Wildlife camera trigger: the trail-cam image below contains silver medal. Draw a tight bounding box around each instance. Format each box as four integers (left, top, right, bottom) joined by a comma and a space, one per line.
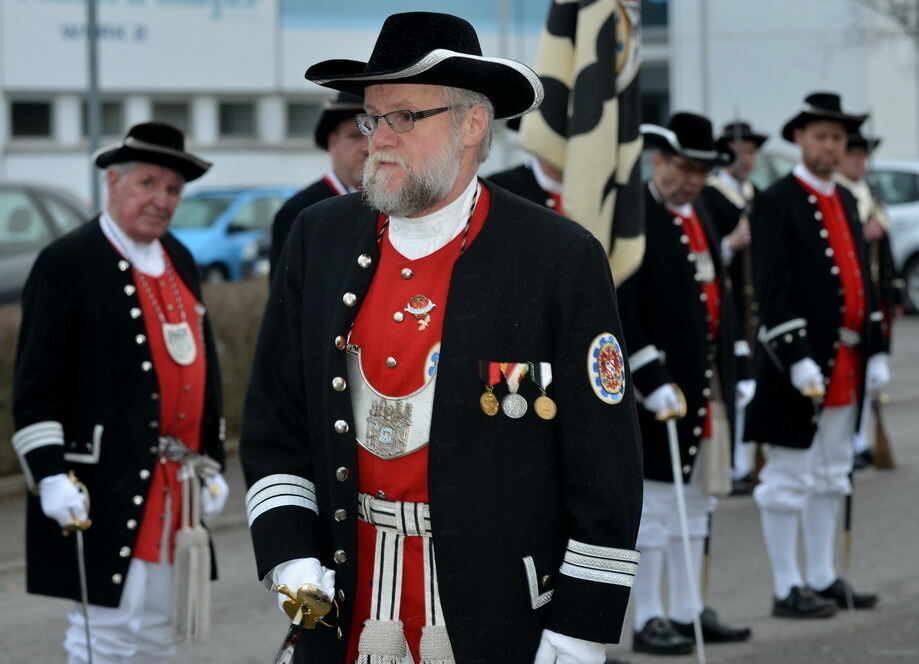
162, 321, 197, 366
502, 392, 528, 419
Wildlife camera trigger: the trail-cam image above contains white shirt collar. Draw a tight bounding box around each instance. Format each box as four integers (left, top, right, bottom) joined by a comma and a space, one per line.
326, 170, 355, 195
388, 177, 479, 260
793, 162, 836, 196
718, 169, 743, 196
100, 210, 166, 277
528, 157, 564, 195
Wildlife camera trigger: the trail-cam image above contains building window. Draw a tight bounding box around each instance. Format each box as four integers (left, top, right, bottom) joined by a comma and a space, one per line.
287, 102, 321, 139
219, 102, 256, 138
10, 101, 52, 138
82, 100, 123, 137
153, 102, 191, 133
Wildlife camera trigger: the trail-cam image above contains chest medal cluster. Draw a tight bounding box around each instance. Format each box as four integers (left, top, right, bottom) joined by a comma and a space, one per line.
477, 361, 557, 420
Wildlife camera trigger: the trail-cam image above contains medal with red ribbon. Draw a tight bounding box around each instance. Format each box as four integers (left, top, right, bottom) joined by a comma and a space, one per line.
477, 361, 502, 416
499, 362, 529, 419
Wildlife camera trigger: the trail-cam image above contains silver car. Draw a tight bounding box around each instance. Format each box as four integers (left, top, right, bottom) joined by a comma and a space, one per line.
870, 159, 919, 311
0, 182, 88, 302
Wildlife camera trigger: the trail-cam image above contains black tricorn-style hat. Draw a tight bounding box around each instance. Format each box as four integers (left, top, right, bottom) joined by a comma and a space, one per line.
847, 130, 881, 154
305, 12, 543, 120
641, 112, 734, 167
313, 92, 365, 150
781, 92, 867, 143
716, 120, 769, 152
94, 121, 210, 182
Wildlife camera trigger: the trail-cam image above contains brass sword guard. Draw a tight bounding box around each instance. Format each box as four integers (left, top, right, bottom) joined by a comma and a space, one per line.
277, 583, 337, 629
655, 383, 688, 422
62, 471, 93, 535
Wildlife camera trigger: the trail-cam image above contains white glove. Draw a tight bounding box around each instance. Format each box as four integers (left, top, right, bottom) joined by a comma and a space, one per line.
39, 473, 88, 527
790, 357, 825, 396
273, 557, 336, 619
200, 473, 229, 520
736, 379, 756, 409
533, 629, 606, 664
643, 383, 681, 417
866, 353, 891, 393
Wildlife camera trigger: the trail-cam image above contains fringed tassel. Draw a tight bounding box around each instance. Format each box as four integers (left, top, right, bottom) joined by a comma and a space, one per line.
420, 624, 455, 664
356, 619, 407, 664
173, 467, 211, 643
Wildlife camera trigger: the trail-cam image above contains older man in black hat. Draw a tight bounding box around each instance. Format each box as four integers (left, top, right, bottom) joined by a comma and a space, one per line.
697, 120, 769, 495
617, 112, 754, 656
270, 92, 368, 272
11, 121, 228, 662
746, 92, 889, 619
240, 11, 642, 664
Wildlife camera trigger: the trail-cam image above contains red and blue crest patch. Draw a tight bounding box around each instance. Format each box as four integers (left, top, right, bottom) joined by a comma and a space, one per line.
588, 333, 626, 404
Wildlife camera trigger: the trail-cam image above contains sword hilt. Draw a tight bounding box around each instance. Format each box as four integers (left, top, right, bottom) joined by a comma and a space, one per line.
655, 383, 688, 422
62, 471, 92, 535
277, 583, 338, 629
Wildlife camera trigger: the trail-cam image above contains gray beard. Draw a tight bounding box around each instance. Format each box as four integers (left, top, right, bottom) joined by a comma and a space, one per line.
362, 136, 462, 217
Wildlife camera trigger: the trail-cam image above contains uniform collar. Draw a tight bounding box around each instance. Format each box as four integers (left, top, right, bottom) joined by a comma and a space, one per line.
325, 170, 356, 195
388, 176, 478, 259
793, 162, 835, 196
528, 157, 563, 195
100, 210, 166, 277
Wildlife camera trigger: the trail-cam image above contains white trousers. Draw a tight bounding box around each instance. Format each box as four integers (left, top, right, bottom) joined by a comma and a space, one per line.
754, 404, 856, 512
637, 453, 717, 550
65, 559, 175, 664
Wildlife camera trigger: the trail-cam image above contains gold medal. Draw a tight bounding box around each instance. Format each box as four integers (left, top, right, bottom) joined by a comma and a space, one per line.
480, 389, 500, 416
534, 394, 557, 420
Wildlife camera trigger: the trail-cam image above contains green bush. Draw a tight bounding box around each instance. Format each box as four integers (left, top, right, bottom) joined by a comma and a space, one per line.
0, 278, 268, 477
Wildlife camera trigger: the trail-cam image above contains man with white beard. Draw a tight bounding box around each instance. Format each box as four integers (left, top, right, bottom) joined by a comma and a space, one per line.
240, 11, 643, 664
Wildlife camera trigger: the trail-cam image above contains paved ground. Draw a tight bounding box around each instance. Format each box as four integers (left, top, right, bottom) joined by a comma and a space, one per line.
1, 318, 918, 663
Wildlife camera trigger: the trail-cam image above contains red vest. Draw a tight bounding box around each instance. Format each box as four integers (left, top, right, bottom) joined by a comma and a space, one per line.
345, 184, 490, 663
795, 178, 865, 407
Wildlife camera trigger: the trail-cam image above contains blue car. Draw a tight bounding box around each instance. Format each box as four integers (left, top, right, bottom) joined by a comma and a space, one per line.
170, 186, 297, 282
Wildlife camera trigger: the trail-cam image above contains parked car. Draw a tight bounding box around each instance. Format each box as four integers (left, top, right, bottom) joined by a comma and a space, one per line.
169, 186, 297, 282
0, 182, 88, 302
869, 159, 919, 311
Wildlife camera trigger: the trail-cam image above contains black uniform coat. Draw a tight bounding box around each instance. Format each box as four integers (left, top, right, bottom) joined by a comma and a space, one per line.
270, 177, 338, 274
744, 174, 887, 448
617, 184, 747, 484
486, 164, 556, 208
11, 218, 224, 608
697, 178, 760, 344
241, 182, 643, 663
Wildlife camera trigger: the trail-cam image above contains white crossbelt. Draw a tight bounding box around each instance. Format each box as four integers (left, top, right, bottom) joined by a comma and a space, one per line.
358, 492, 433, 537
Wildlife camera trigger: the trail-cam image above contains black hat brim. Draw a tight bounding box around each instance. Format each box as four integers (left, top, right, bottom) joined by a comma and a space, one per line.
715, 132, 768, 152
314, 109, 363, 150
782, 110, 867, 143
306, 49, 543, 120
642, 124, 734, 167
94, 140, 210, 182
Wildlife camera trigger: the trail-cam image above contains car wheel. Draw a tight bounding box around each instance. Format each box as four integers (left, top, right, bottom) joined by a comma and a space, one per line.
904, 256, 919, 313
204, 264, 227, 283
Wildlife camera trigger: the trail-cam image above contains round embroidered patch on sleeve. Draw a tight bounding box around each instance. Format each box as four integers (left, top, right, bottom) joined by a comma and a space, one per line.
588, 333, 626, 404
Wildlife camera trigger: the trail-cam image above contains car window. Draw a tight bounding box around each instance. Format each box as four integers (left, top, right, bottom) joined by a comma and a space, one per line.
41, 194, 84, 233
870, 170, 919, 205
171, 197, 236, 229
0, 190, 52, 256
231, 196, 286, 231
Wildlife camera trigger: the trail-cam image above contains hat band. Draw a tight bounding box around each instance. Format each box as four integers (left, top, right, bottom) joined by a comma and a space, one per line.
311, 48, 544, 119
641, 124, 722, 161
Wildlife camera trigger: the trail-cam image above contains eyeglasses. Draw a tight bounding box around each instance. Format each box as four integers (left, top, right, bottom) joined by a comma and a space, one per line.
354, 106, 454, 136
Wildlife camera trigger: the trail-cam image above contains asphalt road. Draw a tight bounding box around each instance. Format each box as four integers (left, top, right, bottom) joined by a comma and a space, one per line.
1, 318, 917, 663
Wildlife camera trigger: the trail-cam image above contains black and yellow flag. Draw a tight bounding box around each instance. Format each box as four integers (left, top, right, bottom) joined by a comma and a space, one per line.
519, 0, 644, 284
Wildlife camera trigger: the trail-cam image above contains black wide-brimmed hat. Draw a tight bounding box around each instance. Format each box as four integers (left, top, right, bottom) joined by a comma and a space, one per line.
715, 120, 769, 152
305, 12, 543, 120
847, 130, 881, 154
641, 112, 734, 167
781, 92, 867, 143
94, 121, 210, 182
313, 92, 365, 150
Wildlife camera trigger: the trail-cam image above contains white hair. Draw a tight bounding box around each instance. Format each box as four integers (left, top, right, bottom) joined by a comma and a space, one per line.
440, 86, 494, 164
107, 162, 138, 177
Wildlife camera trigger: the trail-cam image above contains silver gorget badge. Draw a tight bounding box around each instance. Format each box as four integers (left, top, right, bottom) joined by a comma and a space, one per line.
162, 321, 197, 366
364, 400, 412, 458
693, 250, 716, 283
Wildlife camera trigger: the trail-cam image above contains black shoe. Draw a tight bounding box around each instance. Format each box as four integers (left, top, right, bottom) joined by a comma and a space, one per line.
853, 449, 874, 471
633, 617, 694, 656
772, 586, 837, 618
815, 577, 878, 609
730, 474, 754, 496
671, 607, 752, 643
